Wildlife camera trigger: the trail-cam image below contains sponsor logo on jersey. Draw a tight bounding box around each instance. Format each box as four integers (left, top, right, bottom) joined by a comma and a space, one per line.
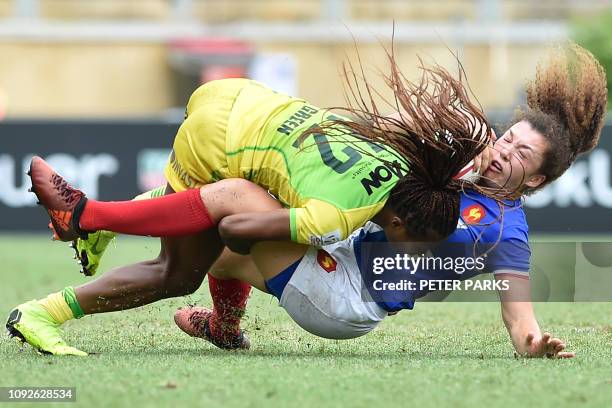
360, 160, 407, 195
169, 150, 197, 188
309, 230, 341, 246
316, 249, 337, 273
462, 204, 485, 224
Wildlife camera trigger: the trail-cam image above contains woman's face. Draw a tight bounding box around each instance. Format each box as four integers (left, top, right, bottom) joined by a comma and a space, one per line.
480, 120, 549, 192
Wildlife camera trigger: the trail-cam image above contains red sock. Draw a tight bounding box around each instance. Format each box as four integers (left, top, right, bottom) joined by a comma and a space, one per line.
79, 189, 214, 237
208, 275, 251, 340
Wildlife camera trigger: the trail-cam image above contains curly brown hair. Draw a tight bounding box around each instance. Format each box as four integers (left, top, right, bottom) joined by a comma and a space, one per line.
517, 43, 607, 195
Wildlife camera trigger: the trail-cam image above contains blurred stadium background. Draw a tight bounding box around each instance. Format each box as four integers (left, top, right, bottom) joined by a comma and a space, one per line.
0, 0, 611, 117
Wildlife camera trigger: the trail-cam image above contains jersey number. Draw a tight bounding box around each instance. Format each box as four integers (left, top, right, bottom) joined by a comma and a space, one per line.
293, 121, 385, 174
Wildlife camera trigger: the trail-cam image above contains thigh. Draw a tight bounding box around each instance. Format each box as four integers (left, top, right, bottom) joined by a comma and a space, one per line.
209, 248, 267, 292
250, 241, 309, 281
160, 231, 224, 283
159, 184, 225, 282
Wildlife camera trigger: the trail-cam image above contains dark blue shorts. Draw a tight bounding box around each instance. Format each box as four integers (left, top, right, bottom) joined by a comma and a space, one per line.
264, 257, 303, 300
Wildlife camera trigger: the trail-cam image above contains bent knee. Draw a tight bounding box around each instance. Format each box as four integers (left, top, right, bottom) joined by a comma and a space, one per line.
153, 256, 204, 297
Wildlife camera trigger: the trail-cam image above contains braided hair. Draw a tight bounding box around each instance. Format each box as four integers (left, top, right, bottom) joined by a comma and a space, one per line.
301, 43, 496, 241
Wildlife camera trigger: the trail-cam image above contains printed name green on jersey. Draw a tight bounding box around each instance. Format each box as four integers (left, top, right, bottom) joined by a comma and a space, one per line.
269, 103, 408, 211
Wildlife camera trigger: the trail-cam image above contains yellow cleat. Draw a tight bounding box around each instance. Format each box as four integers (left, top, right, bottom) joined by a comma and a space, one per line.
71, 230, 117, 277
5, 301, 87, 356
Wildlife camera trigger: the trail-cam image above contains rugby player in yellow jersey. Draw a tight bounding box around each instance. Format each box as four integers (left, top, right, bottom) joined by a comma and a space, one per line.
7, 55, 495, 355
40, 76, 491, 247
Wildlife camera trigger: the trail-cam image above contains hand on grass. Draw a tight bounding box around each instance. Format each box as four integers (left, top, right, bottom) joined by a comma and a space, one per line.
521, 332, 575, 359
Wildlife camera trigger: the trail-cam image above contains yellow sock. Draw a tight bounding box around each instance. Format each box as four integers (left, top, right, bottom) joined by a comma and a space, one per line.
38, 292, 75, 324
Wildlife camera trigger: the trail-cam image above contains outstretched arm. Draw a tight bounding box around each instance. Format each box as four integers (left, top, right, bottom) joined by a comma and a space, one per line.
496, 273, 575, 358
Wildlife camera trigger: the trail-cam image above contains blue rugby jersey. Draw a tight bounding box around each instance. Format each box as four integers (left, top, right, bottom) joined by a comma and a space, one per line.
355, 190, 531, 312
412, 190, 531, 298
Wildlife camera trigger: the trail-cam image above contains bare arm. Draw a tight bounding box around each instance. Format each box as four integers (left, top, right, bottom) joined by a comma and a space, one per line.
497, 274, 542, 354
196, 179, 290, 254
497, 273, 575, 358
218, 209, 291, 255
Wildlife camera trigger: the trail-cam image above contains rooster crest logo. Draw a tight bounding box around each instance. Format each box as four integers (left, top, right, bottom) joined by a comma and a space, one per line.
462, 204, 485, 224
316, 249, 337, 273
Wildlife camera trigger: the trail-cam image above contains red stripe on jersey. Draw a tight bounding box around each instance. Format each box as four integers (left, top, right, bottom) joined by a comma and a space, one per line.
453, 162, 474, 180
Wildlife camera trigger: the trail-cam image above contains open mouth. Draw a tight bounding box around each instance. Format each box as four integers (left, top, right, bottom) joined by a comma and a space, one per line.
489, 160, 503, 173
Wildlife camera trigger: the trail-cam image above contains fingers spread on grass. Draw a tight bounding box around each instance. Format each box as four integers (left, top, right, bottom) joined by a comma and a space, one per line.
548, 338, 562, 349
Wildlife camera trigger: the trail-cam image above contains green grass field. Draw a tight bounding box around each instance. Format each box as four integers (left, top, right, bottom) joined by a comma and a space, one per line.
0, 235, 610, 408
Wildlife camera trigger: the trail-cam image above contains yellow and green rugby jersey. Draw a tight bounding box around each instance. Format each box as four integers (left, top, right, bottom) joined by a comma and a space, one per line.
224, 80, 408, 246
